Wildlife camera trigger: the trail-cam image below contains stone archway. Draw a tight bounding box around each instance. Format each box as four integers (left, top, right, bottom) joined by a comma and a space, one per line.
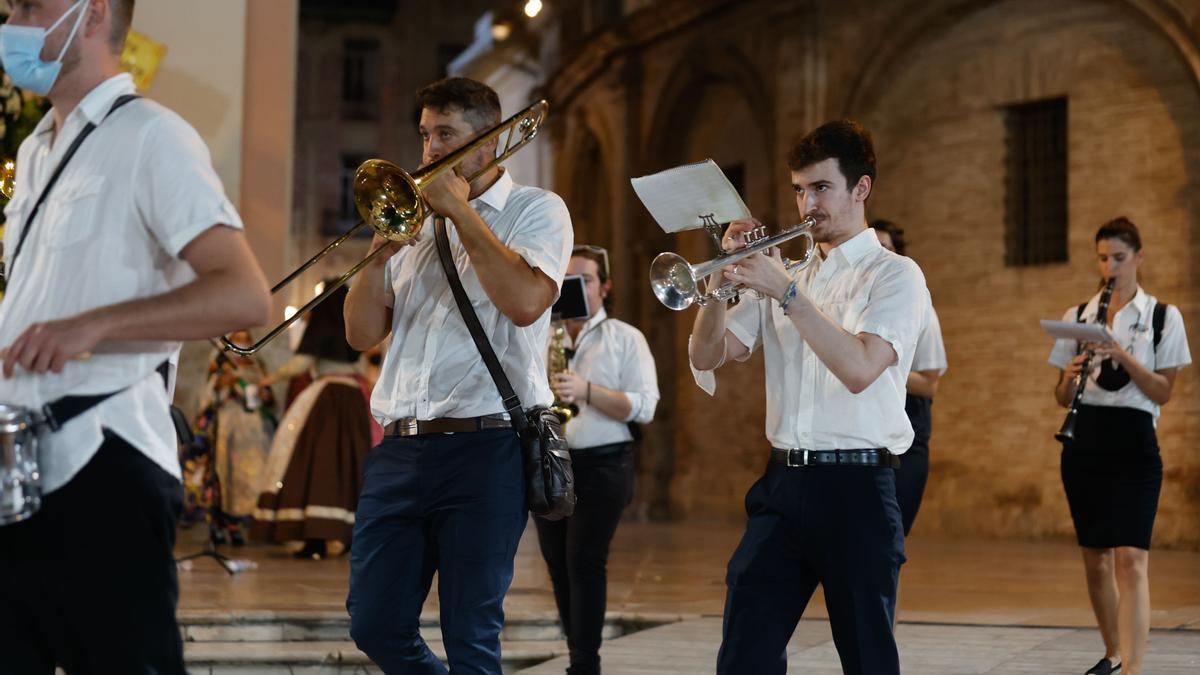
639, 41, 781, 520
843, 0, 1200, 116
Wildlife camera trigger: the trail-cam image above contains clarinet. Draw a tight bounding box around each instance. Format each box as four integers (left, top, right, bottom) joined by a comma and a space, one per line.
1055, 277, 1116, 443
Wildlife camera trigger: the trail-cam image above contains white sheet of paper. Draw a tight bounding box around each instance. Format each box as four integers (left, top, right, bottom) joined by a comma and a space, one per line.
1041, 319, 1116, 343
630, 159, 752, 233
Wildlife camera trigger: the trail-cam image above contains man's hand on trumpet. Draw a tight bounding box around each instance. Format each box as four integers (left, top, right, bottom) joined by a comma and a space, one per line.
721, 218, 793, 301
721, 218, 763, 253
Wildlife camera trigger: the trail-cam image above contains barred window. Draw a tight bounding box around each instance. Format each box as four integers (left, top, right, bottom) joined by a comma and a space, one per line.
1002, 97, 1068, 266
330, 153, 371, 235
342, 39, 380, 120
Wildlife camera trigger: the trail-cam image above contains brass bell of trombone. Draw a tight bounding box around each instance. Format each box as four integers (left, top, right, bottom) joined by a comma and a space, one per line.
220, 100, 549, 356
0, 159, 15, 200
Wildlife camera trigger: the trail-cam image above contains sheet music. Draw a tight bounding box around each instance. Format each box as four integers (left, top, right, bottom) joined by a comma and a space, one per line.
1040, 320, 1116, 343
630, 159, 752, 233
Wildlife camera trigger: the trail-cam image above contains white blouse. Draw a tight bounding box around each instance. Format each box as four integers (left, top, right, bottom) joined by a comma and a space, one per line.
1048, 286, 1190, 419
911, 303, 948, 376
559, 309, 659, 449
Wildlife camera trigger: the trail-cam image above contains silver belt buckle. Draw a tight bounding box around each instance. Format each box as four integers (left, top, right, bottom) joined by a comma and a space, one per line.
786, 448, 808, 467
399, 418, 418, 436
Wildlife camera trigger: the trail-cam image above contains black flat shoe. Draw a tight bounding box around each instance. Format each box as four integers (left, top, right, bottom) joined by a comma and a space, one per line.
293, 539, 327, 560
1085, 657, 1121, 675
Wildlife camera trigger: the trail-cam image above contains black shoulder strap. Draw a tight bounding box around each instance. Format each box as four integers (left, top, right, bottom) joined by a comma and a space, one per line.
433, 217, 529, 434
1152, 302, 1168, 350
42, 357, 169, 432
8, 94, 141, 280
1075, 302, 1087, 322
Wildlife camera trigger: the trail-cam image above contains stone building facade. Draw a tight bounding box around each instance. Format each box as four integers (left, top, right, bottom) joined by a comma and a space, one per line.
289, 0, 496, 302
525, 0, 1200, 547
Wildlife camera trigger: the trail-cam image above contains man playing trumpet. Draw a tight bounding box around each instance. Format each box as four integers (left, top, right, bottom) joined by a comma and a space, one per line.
689, 120, 929, 674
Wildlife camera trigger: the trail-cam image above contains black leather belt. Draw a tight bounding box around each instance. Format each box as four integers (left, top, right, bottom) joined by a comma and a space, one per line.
383, 414, 512, 437
571, 442, 629, 456
770, 447, 900, 469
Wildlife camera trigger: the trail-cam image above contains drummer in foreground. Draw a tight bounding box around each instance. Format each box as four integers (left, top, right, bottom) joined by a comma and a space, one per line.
0, 1, 269, 671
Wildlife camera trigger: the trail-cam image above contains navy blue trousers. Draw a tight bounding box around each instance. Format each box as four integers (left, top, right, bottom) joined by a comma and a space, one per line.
716, 462, 906, 675
346, 429, 526, 674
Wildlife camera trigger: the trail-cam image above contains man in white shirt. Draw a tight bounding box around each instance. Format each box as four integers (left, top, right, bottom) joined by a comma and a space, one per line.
871, 219, 948, 535
343, 77, 572, 673
0, 1, 270, 672
690, 120, 927, 674
538, 244, 659, 675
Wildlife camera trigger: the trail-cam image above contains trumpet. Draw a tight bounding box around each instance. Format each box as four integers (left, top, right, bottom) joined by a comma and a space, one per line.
221, 100, 549, 356
649, 216, 817, 310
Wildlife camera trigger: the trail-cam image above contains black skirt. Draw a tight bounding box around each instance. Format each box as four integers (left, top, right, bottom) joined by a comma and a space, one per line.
1061, 405, 1162, 550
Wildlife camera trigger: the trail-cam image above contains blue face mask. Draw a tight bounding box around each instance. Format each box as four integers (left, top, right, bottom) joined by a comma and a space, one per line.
0, 1, 90, 96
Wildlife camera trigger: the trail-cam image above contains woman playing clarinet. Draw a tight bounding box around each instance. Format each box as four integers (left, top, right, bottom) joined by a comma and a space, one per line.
1049, 217, 1191, 675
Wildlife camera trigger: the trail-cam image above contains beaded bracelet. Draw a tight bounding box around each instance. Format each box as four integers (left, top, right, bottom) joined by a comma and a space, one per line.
779, 281, 799, 315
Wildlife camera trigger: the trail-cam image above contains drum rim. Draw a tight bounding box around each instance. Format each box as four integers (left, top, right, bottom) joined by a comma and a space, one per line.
0, 403, 38, 435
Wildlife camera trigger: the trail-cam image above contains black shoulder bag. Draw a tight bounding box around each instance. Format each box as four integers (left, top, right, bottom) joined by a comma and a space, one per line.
433, 217, 576, 520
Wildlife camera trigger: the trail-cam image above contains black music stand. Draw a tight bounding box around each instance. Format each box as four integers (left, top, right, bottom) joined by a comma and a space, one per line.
174, 372, 238, 575
176, 535, 237, 575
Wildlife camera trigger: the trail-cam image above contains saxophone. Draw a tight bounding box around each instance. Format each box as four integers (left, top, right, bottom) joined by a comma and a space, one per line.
548, 319, 578, 423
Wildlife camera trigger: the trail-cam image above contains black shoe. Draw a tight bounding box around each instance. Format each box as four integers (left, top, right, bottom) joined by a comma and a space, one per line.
1085, 657, 1121, 675
293, 539, 327, 560
209, 527, 227, 547
230, 529, 245, 547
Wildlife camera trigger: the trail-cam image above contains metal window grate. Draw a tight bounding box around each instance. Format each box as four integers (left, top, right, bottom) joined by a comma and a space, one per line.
1003, 97, 1068, 266
341, 39, 380, 120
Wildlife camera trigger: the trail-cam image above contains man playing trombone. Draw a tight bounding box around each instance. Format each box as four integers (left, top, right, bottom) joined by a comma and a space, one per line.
689, 120, 929, 674
343, 77, 573, 673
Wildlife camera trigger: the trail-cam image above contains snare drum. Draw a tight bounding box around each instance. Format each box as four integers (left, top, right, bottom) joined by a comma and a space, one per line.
0, 403, 42, 525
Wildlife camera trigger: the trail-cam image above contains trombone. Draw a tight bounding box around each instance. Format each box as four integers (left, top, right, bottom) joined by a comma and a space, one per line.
0, 159, 14, 199
649, 216, 817, 310
221, 100, 549, 356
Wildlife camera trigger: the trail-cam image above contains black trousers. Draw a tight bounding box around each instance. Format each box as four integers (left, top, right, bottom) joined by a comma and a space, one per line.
534, 444, 634, 675
0, 431, 186, 674
896, 394, 933, 536
716, 462, 905, 675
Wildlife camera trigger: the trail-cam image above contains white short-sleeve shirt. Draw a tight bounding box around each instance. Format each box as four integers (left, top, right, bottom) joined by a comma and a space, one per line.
558, 309, 659, 448
692, 227, 928, 454
371, 169, 573, 425
0, 74, 244, 494
1048, 286, 1191, 419
911, 303, 948, 376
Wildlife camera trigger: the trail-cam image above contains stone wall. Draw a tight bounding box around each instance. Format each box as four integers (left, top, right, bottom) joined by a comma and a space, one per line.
545, 0, 1200, 548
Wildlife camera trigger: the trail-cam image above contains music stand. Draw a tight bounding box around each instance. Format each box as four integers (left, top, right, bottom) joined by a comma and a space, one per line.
175, 351, 240, 575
